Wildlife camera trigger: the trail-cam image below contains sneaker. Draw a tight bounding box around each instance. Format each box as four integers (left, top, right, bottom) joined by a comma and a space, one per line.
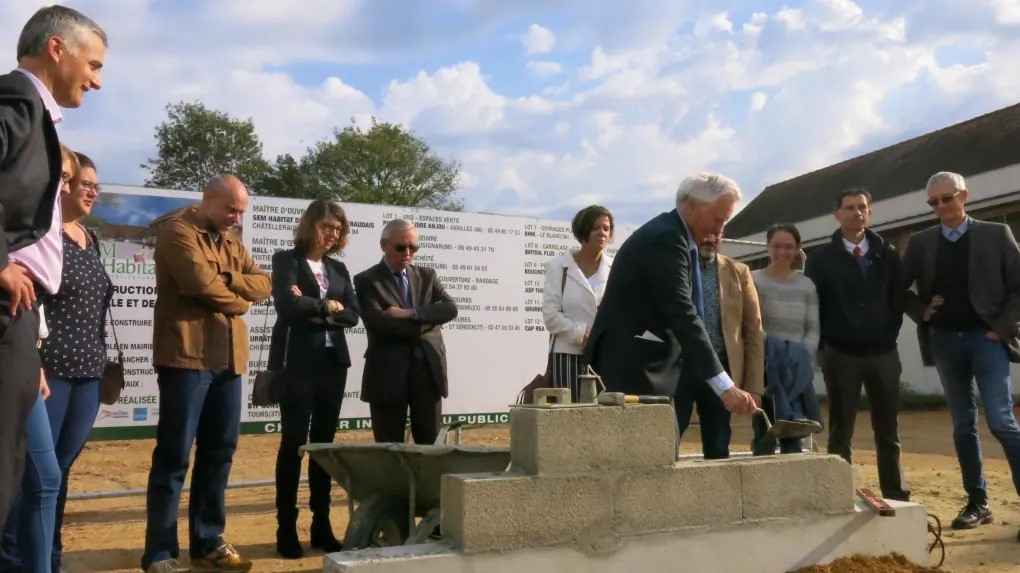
950, 503, 993, 529
189, 544, 252, 573
146, 559, 181, 573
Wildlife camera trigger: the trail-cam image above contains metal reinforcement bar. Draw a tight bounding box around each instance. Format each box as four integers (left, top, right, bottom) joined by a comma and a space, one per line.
67, 477, 308, 502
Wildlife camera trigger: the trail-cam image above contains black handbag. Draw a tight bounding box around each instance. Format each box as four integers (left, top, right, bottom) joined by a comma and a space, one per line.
252, 301, 288, 408
100, 306, 125, 406
516, 267, 568, 405
88, 228, 125, 406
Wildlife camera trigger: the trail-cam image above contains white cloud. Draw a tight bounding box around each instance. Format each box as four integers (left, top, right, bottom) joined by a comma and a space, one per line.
5, 0, 1018, 227
526, 60, 563, 76
749, 92, 768, 112
694, 12, 734, 36
521, 23, 556, 55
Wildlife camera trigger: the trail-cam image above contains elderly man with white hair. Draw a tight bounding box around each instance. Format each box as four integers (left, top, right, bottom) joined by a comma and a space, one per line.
902, 171, 1020, 540
584, 172, 758, 417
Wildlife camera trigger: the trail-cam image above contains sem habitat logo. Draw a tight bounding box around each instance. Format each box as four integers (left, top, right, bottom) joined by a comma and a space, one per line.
133, 407, 148, 422
87, 190, 206, 278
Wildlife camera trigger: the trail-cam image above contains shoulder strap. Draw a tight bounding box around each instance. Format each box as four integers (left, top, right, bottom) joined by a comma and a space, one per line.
548, 264, 570, 352
88, 227, 122, 360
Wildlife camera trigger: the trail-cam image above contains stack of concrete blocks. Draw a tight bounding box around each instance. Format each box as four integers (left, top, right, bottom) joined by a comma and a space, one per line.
324, 402, 930, 572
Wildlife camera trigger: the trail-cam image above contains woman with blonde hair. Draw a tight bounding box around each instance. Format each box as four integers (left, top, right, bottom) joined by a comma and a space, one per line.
270, 199, 360, 558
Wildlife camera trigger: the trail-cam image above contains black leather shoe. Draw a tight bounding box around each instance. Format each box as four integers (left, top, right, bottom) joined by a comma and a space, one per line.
310, 515, 344, 553
951, 503, 993, 529
276, 512, 304, 559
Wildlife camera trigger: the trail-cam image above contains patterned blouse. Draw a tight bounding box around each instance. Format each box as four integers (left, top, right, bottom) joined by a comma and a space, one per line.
40, 229, 114, 379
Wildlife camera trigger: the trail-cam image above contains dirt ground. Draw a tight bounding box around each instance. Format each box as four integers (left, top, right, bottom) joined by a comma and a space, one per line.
61, 410, 1020, 572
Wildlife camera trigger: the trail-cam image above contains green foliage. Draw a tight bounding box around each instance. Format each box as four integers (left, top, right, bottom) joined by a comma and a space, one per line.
143, 104, 463, 211
142, 101, 271, 191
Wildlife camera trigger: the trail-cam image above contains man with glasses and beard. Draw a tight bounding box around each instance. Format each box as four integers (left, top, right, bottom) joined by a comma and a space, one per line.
901, 172, 1020, 540
354, 219, 458, 444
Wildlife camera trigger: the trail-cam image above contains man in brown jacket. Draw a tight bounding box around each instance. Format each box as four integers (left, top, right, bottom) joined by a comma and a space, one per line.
675, 238, 765, 459
142, 174, 270, 573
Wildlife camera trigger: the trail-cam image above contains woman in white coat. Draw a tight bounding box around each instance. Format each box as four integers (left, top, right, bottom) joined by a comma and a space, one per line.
542, 205, 614, 402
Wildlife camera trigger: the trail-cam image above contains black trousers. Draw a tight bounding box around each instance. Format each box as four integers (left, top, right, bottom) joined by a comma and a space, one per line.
0, 303, 41, 527
821, 346, 910, 501
369, 358, 441, 445
274, 351, 347, 521
675, 352, 732, 459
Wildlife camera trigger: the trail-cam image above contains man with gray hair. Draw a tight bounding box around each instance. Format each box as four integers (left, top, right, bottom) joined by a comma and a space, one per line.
0, 5, 106, 526
584, 172, 758, 417
901, 171, 1020, 538
354, 219, 457, 444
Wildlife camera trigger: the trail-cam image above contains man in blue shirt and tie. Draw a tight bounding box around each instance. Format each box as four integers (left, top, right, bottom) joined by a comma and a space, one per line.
901, 171, 1020, 539
353, 219, 458, 444
584, 172, 757, 418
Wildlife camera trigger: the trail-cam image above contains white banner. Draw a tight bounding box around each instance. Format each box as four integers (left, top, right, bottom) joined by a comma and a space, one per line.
88, 186, 632, 439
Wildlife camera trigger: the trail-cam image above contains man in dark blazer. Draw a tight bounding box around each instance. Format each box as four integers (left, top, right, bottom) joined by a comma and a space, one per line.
901, 171, 1020, 538
354, 219, 458, 444
0, 5, 106, 526
583, 172, 757, 417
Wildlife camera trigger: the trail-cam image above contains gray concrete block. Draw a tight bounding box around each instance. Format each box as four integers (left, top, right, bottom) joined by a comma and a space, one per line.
617, 461, 743, 533
739, 453, 855, 520
509, 404, 676, 475
441, 471, 608, 553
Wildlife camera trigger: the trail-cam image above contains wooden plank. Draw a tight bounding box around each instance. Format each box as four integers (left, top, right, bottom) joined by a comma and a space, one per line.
856, 487, 896, 516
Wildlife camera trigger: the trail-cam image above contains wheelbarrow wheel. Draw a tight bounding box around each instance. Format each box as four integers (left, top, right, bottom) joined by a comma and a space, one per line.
343, 496, 411, 549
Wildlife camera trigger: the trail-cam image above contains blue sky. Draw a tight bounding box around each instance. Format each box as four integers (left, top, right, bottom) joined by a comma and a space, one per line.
2, 0, 1018, 226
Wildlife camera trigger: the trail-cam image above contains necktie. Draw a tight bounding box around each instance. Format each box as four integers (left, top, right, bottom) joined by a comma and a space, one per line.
852, 246, 866, 271
394, 271, 412, 308
689, 247, 704, 318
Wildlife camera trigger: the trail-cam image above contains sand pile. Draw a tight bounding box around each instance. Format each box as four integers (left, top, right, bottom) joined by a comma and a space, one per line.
792, 553, 943, 573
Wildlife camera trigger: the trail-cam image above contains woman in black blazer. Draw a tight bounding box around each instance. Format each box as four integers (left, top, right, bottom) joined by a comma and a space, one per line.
270, 200, 360, 558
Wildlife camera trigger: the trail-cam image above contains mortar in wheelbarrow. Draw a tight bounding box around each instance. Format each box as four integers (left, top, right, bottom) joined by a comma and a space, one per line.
301, 440, 511, 550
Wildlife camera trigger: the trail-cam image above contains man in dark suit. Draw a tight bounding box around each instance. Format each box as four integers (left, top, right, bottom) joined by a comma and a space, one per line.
901, 171, 1020, 538
354, 219, 458, 444
0, 5, 106, 526
584, 172, 757, 417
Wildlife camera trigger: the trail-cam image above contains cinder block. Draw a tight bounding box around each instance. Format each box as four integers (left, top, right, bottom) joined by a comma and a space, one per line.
617, 461, 743, 533
510, 404, 676, 475
441, 471, 608, 553
739, 454, 855, 520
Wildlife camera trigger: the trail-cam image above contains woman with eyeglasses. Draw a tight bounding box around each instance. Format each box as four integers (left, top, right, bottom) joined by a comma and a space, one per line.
269, 199, 360, 558
750, 223, 822, 456
0, 146, 107, 573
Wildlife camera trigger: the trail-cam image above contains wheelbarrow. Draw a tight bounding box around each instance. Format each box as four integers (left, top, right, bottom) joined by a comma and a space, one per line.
300, 422, 511, 549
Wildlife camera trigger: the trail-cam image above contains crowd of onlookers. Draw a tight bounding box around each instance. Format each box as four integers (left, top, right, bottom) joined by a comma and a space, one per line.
5, 5, 1020, 573
545, 171, 1020, 546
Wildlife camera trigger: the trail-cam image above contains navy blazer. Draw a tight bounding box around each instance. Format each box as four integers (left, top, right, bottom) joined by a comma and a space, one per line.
0, 71, 62, 278
268, 248, 360, 370
583, 210, 725, 397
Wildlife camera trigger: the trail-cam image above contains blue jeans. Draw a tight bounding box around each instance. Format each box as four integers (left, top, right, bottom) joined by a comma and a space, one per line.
0, 393, 60, 573
141, 368, 242, 569
0, 377, 100, 571
930, 328, 1020, 505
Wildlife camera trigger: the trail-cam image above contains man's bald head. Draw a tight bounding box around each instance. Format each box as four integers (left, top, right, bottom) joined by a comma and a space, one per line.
200, 173, 249, 233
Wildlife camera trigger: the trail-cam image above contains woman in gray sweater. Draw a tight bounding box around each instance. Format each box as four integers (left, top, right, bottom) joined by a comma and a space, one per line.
751, 223, 821, 454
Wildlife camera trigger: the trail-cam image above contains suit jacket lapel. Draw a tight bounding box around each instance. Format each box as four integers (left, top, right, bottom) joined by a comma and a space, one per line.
323, 258, 342, 299
296, 251, 320, 298
375, 262, 403, 306
717, 257, 738, 334
966, 218, 978, 293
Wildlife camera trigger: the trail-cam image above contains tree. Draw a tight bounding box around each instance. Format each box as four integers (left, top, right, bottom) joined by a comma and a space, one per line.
292, 117, 464, 211
142, 101, 271, 191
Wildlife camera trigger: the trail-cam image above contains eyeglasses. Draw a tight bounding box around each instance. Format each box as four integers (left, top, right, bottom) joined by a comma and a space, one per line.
319, 223, 343, 235
60, 171, 71, 183
79, 181, 102, 193
926, 191, 960, 207
394, 243, 420, 254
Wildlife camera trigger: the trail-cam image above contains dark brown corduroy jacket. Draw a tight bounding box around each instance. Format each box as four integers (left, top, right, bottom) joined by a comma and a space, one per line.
152, 207, 270, 375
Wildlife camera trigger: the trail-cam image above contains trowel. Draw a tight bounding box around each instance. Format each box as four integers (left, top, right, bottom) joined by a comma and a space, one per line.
753, 408, 822, 440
